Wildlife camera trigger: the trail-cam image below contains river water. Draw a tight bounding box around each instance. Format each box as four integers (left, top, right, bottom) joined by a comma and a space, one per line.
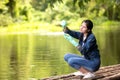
0, 28, 120, 80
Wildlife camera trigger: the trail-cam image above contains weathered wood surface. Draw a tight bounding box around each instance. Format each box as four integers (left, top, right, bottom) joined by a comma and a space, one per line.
40, 64, 120, 80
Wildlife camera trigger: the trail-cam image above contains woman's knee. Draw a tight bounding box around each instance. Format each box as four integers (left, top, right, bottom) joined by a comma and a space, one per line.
67, 58, 75, 66
64, 53, 72, 61
67, 58, 79, 69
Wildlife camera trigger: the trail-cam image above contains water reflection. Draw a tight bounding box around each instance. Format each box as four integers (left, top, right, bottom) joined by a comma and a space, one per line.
31, 35, 77, 79
96, 29, 120, 66
0, 28, 120, 80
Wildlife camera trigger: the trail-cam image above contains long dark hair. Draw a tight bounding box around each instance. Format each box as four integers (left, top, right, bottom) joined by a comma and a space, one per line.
79, 20, 93, 42
82, 19, 93, 32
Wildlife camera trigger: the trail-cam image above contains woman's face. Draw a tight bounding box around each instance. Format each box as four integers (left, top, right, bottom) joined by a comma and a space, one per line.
80, 22, 89, 34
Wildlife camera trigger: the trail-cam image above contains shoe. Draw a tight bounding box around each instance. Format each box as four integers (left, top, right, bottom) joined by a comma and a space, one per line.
72, 71, 84, 76
83, 72, 95, 79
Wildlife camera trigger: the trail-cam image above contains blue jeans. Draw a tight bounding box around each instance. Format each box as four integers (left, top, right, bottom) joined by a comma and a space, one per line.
64, 53, 100, 72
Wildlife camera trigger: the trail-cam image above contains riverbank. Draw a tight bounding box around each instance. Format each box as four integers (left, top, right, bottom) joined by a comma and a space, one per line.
0, 20, 120, 35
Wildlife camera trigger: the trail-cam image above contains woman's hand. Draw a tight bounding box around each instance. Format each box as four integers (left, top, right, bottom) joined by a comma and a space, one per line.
63, 27, 70, 33
76, 45, 82, 51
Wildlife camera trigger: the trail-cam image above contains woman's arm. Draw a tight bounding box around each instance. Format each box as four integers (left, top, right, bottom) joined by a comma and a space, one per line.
64, 27, 81, 39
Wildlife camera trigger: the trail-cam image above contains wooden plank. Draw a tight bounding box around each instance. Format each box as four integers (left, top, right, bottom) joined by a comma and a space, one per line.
40, 64, 120, 80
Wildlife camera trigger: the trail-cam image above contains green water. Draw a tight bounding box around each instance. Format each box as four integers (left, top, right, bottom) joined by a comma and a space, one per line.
0, 28, 120, 80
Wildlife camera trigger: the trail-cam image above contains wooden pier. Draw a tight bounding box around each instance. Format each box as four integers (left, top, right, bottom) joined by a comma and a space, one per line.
41, 64, 120, 80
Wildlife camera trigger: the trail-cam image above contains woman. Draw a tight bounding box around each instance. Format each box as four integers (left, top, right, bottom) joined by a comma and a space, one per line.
63, 20, 101, 79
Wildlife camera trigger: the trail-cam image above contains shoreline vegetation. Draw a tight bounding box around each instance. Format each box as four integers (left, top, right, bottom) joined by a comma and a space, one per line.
0, 20, 120, 35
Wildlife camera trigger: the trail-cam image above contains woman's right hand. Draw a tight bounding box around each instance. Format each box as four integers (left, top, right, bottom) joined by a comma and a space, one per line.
63, 27, 70, 33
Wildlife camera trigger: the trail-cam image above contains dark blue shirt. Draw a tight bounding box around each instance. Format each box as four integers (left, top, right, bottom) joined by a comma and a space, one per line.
67, 30, 100, 60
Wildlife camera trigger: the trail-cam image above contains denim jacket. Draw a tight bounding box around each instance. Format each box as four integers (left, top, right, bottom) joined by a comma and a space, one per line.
67, 30, 100, 60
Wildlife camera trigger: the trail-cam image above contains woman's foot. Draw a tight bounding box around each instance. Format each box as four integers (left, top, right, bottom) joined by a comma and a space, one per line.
72, 71, 84, 76
83, 72, 95, 79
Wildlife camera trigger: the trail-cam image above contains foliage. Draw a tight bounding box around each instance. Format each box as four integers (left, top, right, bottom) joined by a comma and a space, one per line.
93, 0, 120, 20
31, 0, 63, 11
0, 14, 13, 27
0, 0, 120, 28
